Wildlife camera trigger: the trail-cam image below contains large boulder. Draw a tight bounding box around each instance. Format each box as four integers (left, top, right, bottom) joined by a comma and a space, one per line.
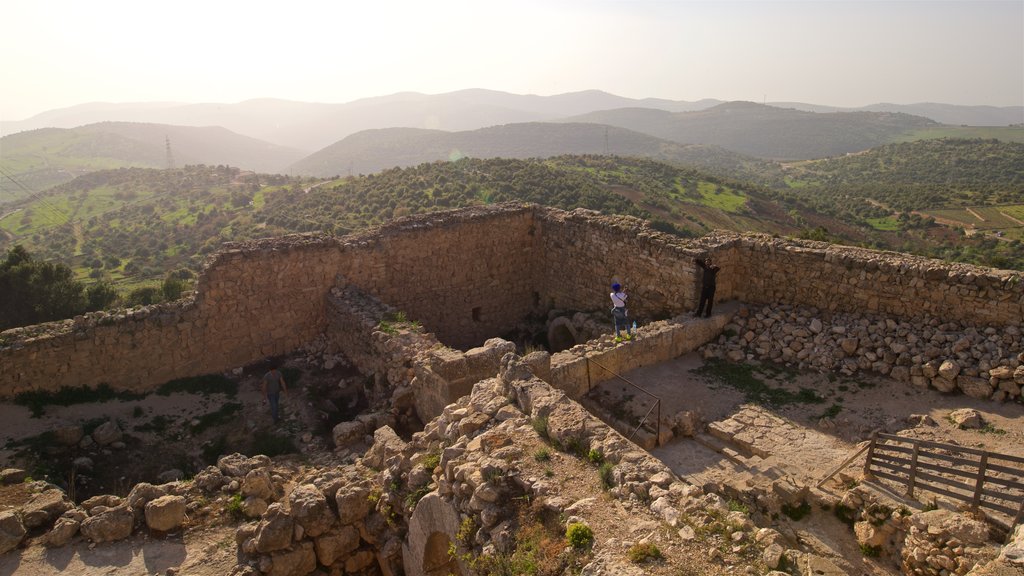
938, 359, 961, 381
254, 503, 293, 553
0, 510, 26, 554
335, 484, 373, 525
331, 421, 365, 448
21, 488, 73, 529
218, 453, 271, 478
91, 420, 123, 446
44, 516, 81, 547
80, 505, 134, 543
242, 468, 275, 501
127, 483, 168, 519
948, 408, 983, 429
361, 426, 407, 470
957, 375, 993, 400
289, 484, 335, 538
145, 495, 186, 531
52, 425, 85, 446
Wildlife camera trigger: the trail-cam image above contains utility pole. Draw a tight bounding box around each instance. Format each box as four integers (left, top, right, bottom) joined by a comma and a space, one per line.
604, 126, 609, 155
165, 136, 176, 170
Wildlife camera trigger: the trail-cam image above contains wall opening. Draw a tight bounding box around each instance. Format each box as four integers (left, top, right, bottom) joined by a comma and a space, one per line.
423, 532, 463, 576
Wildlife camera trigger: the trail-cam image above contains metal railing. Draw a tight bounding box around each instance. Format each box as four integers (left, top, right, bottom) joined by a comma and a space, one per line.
586, 357, 662, 447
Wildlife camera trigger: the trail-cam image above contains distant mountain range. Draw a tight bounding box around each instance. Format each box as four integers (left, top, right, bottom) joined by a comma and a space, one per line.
286, 122, 779, 183
2, 89, 1021, 151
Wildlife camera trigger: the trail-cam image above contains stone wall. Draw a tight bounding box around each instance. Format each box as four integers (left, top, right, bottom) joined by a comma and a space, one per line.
2, 203, 1022, 399
534, 208, 705, 319
723, 234, 1024, 326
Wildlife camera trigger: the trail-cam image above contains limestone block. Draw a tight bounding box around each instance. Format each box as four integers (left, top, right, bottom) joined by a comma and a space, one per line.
145, 495, 186, 532
938, 359, 961, 380
314, 525, 360, 566
242, 468, 275, 501
956, 375, 993, 400
91, 420, 123, 446
21, 488, 73, 529
44, 516, 80, 547
80, 505, 134, 543
288, 484, 335, 538
335, 484, 372, 525
254, 503, 294, 554
0, 510, 26, 554
268, 540, 316, 576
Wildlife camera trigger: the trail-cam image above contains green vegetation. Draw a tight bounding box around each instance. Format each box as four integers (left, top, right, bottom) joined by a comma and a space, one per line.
0, 245, 118, 331
565, 522, 595, 550
226, 492, 245, 519
727, 499, 750, 513
694, 359, 825, 407
15, 383, 145, 418
533, 448, 551, 462
598, 462, 615, 489
627, 542, 664, 564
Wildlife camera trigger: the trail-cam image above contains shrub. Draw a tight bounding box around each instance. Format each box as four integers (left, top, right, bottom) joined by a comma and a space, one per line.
531, 416, 549, 439
533, 448, 551, 462
566, 522, 594, 550
782, 501, 811, 521
627, 542, 663, 564
587, 449, 604, 465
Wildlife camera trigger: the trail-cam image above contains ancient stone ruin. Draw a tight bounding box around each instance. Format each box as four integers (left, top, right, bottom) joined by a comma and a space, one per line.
1, 203, 1022, 575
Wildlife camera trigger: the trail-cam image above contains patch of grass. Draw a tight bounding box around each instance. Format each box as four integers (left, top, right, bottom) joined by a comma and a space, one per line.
15, 384, 146, 417
979, 424, 1007, 435
598, 462, 615, 490
191, 403, 242, 434
531, 416, 549, 439
533, 448, 551, 462
157, 374, 237, 397
564, 436, 586, 457
782, 501, 811, 521
422, 451, 441, 470
226, 492, 244, 519
627, 542, 663, 564
694, 359, 825, 407
587, 449, 604, 465
566, 523, 594, 550
727, 499, 749, 514
248, 430, 297, 457
405, 484, 432, 510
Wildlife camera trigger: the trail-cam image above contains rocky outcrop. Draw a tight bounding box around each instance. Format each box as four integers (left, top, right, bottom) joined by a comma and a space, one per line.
0, 511, 26, 554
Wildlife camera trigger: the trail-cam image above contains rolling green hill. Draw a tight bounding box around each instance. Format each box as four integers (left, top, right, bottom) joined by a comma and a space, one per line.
0, 123, 306, 204
568, 102, 939, 160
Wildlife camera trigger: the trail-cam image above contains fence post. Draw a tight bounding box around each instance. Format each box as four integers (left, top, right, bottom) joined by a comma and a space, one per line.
971, 453, 989, 512
863, 433, 878, 479
906, 441, 920, 498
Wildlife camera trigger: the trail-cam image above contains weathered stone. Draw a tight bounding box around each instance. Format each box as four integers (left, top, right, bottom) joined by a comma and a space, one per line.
80, 505, 134, 543
21, 488, 73, 529
145, 495, 186, 532
361, 426, 407, 470
241, 468, 274, 501
44, 516, 80, 547
948, 408, 983, 429
335, 484, 372, 525
127, 483, 168, 518
938, 359, 961, 380
0, 510, 26, 554
91, 420, 122, 446
331, 421, 365, 448
254, 503, 294, 553
0, 468, 28, 485
957, 375, 993, 399
217, 453, 269, 478
242, 496, 268, 518
52, 425, 84, 446
314, 525, 360, 566
288, 484, 335, 538
267, 540, 316, 576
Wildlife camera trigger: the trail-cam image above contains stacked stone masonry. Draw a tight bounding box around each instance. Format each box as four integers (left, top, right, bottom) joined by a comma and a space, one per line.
1, 203, 1021, 398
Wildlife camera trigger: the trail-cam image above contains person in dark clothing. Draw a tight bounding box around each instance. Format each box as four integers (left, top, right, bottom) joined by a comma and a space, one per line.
694, 257, 720, 317
261, 364, 288, 424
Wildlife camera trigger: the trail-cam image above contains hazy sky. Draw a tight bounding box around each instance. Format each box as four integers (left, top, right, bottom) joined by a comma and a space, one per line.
2, 0, 1021, 121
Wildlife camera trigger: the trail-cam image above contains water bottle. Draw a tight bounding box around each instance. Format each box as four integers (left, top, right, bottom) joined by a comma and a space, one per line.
631, 321, 637, 334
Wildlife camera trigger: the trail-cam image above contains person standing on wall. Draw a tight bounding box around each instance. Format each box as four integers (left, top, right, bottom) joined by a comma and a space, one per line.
261, 364, 288, 424
610, 282, 633, 342
694, 256, 721, 318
